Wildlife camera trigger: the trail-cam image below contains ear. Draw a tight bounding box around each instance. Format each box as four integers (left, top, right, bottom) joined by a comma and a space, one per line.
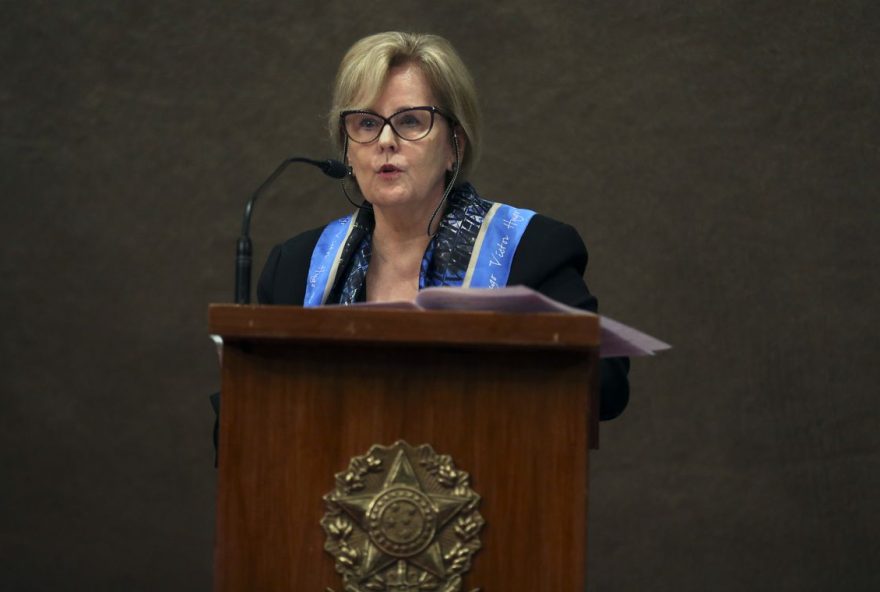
448, 126, 467, 171
342, 136, 351, 166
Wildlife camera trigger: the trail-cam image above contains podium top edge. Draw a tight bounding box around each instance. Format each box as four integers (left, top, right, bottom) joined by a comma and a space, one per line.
208, 304, 599, 351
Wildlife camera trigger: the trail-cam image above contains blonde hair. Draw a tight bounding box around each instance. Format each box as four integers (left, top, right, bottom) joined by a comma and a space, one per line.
328, 32, 481, 182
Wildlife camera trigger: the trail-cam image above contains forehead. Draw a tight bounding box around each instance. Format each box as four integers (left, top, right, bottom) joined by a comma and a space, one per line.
357, 63, 437, 112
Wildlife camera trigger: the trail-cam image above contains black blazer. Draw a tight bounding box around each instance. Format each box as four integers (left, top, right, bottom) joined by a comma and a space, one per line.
257, 213, 630, 420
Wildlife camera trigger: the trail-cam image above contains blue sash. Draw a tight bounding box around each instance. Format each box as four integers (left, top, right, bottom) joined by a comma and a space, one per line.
304, 189, 535, 306
463, 202, 534, 289
304, 214, 358, 306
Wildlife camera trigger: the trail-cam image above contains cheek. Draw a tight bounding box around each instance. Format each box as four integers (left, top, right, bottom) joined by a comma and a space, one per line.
420, 140, 453, 174
437, 138, 455, 170
348, 149, 370, 173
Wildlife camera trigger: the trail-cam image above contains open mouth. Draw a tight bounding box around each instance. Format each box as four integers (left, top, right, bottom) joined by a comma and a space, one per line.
379, 164, 401, 173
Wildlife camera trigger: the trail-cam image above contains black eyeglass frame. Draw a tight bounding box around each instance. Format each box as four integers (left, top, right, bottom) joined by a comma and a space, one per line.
339, 106, 456, 144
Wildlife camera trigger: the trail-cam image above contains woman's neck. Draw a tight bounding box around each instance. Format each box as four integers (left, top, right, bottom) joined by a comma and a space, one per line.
370, 197, 443, 254
370, 214, 432, 270
365, 202, 443, 302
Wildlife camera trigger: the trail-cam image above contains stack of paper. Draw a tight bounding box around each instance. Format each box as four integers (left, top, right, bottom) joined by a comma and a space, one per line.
344, 285, 671, 358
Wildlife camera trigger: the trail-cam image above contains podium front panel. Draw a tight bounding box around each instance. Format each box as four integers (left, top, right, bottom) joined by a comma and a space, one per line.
211, 307, 597, 591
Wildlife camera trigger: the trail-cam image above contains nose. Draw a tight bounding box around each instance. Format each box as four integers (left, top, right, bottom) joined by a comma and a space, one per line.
377, 121, 398, 151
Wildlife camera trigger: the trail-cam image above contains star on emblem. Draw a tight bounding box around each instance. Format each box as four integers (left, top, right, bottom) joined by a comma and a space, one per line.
333, 449, 469, 579
322, 441, 483, 592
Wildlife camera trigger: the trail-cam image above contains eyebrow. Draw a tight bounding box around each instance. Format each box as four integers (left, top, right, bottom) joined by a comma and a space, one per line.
356, 105, 423, 116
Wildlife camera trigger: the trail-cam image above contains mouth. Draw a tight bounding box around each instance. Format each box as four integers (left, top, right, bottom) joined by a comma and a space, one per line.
378, 164, 402, 174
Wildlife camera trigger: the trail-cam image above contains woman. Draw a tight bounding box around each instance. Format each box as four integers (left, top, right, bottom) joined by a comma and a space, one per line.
257, 32, 629, 419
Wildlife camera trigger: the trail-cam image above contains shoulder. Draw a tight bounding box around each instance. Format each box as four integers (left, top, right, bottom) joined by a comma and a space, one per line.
463, 185, 587, 276
510, 213, 589, 282
257, 225, 326, 305
507, 212, 596, 312
275, 225, 326, 260
517, 214, 589, 273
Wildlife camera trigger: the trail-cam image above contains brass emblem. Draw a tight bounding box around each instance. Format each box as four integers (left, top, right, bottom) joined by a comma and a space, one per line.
322, 441, 483, 592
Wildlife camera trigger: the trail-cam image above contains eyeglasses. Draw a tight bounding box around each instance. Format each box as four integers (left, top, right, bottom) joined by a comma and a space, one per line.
340, 106, 452, 144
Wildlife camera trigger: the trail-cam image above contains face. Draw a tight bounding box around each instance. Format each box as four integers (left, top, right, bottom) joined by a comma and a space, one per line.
346, 64, 457, 213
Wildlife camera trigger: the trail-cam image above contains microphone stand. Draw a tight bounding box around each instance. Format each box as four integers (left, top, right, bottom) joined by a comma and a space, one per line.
235, 157, 348, 304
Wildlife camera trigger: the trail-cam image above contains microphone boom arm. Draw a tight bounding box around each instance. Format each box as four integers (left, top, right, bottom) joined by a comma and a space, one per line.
235, 157, 348, 304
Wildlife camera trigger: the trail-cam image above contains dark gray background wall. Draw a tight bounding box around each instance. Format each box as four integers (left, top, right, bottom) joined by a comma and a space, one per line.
2, 1, 877, 590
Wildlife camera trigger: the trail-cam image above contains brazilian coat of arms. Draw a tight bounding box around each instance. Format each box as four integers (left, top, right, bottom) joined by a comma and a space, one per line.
321, 441, 483, 592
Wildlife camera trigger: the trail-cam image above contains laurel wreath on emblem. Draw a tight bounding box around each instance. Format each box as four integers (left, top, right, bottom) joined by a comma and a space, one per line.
322, 441, 483, 592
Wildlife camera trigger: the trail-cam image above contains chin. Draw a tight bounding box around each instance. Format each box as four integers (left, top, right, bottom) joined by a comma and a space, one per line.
366, 185, 419, 207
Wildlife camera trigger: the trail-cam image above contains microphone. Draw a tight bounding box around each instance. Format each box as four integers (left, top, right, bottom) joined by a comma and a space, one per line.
319, 158, 350, 179
235, 157, 349, 304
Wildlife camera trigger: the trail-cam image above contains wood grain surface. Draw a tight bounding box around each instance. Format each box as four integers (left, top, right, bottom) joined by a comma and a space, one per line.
209, 304, 599, 351
212, 307, 598, 591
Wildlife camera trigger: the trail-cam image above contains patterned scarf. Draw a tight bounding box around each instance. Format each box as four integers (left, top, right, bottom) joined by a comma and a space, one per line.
333, 183, 493, 304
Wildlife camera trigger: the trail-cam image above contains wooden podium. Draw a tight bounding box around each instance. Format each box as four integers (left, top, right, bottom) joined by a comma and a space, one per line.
210, 304, 600, 591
